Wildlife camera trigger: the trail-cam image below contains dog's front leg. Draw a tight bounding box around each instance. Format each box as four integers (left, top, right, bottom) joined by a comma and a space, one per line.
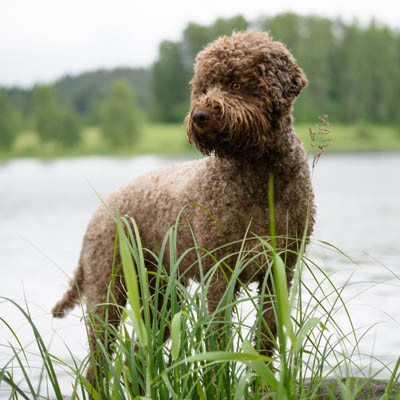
255, 276, 278, 360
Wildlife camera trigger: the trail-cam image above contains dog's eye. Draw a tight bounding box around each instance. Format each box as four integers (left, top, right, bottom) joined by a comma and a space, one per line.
231, 81, 241, 90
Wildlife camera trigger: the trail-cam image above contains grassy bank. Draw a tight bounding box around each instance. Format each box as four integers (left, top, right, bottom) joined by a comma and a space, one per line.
1, 122, 400, 160
1, 209, 399, 399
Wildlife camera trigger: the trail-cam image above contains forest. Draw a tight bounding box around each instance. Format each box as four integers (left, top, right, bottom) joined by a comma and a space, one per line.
1, 13, 400, 154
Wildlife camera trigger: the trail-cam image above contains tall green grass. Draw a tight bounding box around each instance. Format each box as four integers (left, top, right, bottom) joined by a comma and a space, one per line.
1, 204, 400, 399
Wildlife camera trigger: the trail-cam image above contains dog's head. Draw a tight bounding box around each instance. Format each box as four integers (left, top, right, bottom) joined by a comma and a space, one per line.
186, 31, 307, 159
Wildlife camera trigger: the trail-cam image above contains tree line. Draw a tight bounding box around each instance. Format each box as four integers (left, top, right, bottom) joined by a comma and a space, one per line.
0, 80, 141, 150
1, 13, 399, 150
151, 13, 400, 124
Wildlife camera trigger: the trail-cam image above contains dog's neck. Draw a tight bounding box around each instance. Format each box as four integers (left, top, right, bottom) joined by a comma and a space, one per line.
211, 120, 305, 198
216, 144, 294, 178
217, 115, 300, 173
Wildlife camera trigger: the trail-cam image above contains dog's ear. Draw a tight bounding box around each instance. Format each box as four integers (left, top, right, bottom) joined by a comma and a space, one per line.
280, 61, 308, 102
258, 41, 308, 113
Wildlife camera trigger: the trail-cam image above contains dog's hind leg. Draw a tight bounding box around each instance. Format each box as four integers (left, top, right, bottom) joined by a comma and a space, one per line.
85, 270, 127, 390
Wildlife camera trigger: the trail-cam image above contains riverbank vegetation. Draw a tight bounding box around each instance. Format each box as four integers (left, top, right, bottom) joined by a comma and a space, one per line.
1, 210, 399, 399
1, 122, 400, 160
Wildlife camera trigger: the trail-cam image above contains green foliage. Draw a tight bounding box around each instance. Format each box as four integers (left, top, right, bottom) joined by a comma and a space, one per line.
32, 85, 60, 143
151, 41, 190, 122
4, 87, 33, 117
4, 69, 150, 129
261, 15, 400, 124
0, 89, 20, 150
32, 85, 81, 147
182, 15, 249, 60
99, 80, 141, 147
335, 21, 400, 123
55, 68, 150, 121
56, 106, 81, 147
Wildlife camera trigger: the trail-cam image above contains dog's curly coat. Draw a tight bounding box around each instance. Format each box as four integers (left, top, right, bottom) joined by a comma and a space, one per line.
52, 31, 315, 382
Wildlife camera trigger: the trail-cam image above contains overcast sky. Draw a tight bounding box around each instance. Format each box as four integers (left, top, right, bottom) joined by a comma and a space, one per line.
1, 0, 399, 87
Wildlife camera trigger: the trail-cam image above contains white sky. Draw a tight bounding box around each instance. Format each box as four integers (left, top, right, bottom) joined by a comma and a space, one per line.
1, 0, 399, 87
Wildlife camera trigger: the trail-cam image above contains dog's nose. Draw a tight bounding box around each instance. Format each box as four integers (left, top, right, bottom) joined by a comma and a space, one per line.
192, 110, 211, 126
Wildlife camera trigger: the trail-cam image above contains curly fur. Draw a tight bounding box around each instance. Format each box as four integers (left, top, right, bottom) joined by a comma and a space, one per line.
52, 31, 315, 383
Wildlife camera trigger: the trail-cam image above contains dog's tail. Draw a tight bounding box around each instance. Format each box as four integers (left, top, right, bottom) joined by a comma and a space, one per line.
52, 261, 84, 318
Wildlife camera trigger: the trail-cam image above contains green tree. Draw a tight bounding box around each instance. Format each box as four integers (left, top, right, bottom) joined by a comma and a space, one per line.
32, 85, 81, 147
361, 22, 399, 122
55, 67, 150, 121
0, 89, 20, 150
182, 23, 210, 61
56, 106, 81, 147
151, 41, 190, 122
32, 85, 60, 143
182, 15, 248, 60
262, 12, 305, 52
295, 16, 337, 121
100, 80, 141, 147
211, 15, 248, 37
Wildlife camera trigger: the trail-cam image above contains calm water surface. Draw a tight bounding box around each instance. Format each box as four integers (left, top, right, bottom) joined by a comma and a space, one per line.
0, 153, 399, 396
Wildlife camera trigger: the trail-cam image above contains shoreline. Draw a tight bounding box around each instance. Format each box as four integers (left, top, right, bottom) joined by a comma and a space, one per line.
1, 148, 400, 162
1, 122, 400, 161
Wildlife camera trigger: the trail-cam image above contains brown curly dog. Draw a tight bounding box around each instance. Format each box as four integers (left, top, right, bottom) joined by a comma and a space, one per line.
52, 31, 315, 383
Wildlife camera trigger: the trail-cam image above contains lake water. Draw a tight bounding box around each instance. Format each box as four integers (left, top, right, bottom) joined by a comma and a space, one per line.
0, 153, 399, 396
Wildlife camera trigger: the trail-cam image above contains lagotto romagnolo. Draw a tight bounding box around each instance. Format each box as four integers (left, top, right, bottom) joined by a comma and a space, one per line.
52, 31, 315, 383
